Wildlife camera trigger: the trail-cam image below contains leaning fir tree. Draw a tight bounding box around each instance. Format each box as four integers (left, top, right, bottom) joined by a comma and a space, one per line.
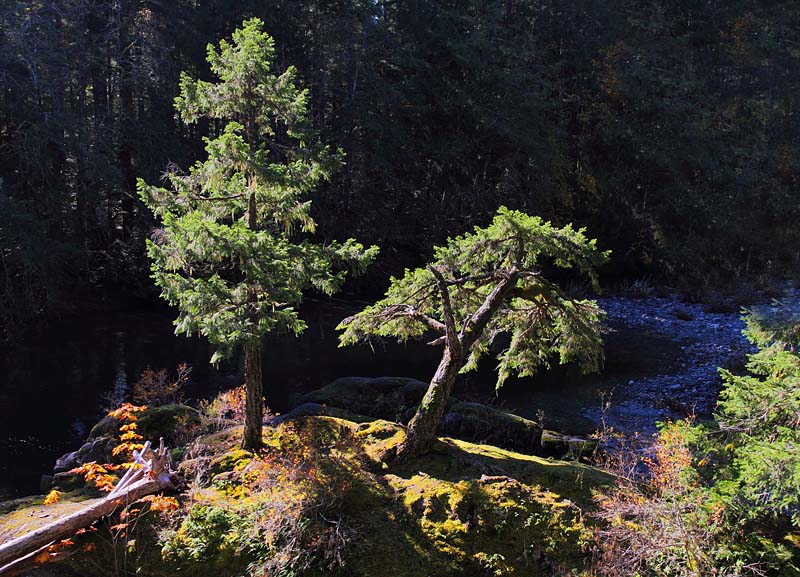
339, 207, 607, 459
139, 19, 377, 451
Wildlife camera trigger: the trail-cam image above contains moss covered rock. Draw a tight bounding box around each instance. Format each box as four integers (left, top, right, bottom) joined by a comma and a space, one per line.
540, 431, 598, 460
300, 378, 589, 460
53, 404, 200, 490
440, 402, 543, 454
54, 436, 118, 475
138, 404, 200, 442
299, 376, 430, 422
278, 401, 375, 423
88, 404, 199, 444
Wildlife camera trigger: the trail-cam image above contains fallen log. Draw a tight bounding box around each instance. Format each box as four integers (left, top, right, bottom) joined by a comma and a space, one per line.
0, 537, 81, 577
0, 439, 174, 574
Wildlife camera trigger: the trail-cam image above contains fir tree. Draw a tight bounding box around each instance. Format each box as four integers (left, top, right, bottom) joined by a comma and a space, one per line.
339, 207, 607, 459
139, 18, 377, 451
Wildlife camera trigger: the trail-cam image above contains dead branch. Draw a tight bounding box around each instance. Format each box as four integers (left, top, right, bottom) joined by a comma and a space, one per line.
0, 440, 175, 573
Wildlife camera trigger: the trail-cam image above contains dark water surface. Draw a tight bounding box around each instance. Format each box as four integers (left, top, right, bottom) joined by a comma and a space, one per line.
0, 299, 440, 497
0, 295, 749, 497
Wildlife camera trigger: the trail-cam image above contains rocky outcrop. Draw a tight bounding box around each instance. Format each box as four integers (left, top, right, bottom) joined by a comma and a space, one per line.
51, 404, 199, 489
440, 402, 542, 453
296, 377, 595, 459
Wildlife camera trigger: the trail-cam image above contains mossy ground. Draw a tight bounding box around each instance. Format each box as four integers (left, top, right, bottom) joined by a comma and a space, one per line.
0, 490, 99, 544
164, 415, 612, 577
0, 414, 611, 577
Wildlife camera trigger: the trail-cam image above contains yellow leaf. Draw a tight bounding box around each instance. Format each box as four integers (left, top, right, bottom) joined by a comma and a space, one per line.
33, 551, 51, 564
43, 490, 61, 505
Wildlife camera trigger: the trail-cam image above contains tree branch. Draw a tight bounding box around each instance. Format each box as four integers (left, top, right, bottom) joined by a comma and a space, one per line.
188, 193, 248, 201
460, 269, 518, 348
506, 276, 561, 302
443, 271, 498, 286
428, 265, 461, 354
387, 304, 447, 333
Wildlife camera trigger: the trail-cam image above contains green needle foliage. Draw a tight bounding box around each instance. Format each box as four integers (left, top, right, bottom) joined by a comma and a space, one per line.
138, 18, 377, 451
339, 207, 607, 458
714, 308, 800, 528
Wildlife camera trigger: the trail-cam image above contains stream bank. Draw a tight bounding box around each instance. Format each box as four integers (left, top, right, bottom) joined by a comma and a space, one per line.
0, 290, 768, 497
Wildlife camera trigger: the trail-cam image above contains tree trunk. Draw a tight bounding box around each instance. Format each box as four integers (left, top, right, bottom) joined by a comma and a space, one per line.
396, 347, 462, 460
394, 268, 517, 462
242, 340, 264, 451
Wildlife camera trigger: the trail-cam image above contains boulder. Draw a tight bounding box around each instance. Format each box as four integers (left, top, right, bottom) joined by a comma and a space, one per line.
299, 377, 589, 459
53, 436, 116, 474
539, 430, 597, 459
89, 404, 199, 444
440, 402, 542, 453
137, 404, 200, 443
53, 404, 200, 489
299, 376, 430, 423
277, 402, 374, 424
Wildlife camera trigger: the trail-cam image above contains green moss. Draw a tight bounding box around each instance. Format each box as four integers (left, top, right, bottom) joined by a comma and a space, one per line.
383, 473, 590, 575
208, 449, 254, 476
88, 403, 199, 444
0, 490, 99, 543
355, 419, 406, 462
159, 416, 610, 577
441, 402, 542, 454
137, 404, 200, 442
197, 426, 243, 449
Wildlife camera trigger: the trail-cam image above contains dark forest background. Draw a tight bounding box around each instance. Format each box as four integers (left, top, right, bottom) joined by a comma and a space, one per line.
2, 0, 799, 341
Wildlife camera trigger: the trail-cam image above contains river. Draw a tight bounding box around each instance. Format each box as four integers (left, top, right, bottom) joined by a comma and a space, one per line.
0, 294, 752, 498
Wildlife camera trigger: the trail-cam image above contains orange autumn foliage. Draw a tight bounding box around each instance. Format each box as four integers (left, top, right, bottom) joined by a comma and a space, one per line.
136, 494, 179, 512
69, 403, 147, 491
109, 403, 146, 459
68, 462, 118, 492
43, 489, 61, 505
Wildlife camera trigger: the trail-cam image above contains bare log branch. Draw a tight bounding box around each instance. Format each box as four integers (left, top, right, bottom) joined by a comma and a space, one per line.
0, 440, 175, 572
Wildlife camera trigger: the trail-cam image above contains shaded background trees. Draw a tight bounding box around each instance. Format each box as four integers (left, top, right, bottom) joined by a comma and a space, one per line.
2, 0, 799, 340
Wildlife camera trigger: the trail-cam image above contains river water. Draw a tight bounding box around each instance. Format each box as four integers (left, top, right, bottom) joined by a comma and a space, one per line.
0, 295, 752, 498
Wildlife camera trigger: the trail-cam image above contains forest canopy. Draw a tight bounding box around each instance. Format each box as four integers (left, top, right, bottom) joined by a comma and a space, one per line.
2, 1, 799, 336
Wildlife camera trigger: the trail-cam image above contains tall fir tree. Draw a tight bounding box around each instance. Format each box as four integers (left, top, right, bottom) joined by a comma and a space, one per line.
139, 18, 377, 451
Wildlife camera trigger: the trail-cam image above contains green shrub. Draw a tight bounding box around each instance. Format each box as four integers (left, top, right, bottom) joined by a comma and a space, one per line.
592, 304, 800, 576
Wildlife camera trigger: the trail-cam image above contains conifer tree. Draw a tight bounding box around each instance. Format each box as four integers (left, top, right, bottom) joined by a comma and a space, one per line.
339, 207, 607, 459
139, 18, 377, 451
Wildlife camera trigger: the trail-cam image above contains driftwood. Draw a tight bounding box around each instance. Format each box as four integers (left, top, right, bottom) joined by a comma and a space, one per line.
0, 538, 81, 577
0, 439, 175, 574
